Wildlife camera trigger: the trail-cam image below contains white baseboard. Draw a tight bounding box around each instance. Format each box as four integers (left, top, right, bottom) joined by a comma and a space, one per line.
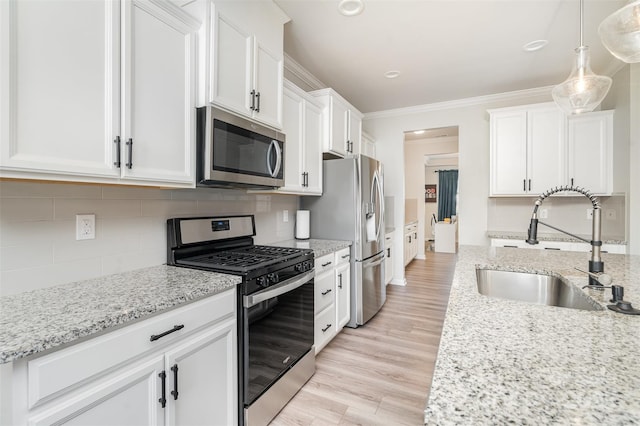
390, 278, 407, 286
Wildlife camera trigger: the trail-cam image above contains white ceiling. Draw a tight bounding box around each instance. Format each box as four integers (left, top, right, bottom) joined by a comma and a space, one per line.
274, 0, 626, 113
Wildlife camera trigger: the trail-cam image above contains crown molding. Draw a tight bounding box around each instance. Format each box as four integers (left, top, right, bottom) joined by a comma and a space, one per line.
283, 53, 326, 91
363, 86, 555, 120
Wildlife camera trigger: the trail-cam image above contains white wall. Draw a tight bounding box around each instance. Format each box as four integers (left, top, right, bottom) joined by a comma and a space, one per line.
365, 89, 553, 284
0, 181, 298, 296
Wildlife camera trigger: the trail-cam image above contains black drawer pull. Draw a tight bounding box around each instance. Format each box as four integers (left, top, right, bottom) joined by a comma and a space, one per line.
321, 261, 332, 267
113, 136, 121, 167
503, 245, 519, 248
338, 274, 343, 289
158, 371, 167, 408
321, 288, 332, 295
150, 324, 184, 342
341, 254, 350, 259
322, 323, 332, 332
544, 247, 561, 250
170, 364, 179, 400
125, 138, 133, 169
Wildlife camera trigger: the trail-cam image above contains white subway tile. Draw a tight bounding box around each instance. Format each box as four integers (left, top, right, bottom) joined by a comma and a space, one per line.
0, 198, 54, 221
0, 181, 102, 199
101, 248, 165, 276
54, 199, 142, 220
102, 186, 172, 200
0, 244, 53, 271
141, 200, 198, 217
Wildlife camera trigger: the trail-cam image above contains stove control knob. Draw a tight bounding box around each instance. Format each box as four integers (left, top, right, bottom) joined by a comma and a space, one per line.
295, 263, 303, 272
257, 276, 268, 288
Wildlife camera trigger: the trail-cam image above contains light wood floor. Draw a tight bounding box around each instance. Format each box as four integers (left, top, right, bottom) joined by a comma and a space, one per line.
271, 252, 457, 426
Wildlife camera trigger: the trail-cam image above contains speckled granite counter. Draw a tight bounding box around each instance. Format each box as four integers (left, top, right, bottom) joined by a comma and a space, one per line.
0, 265, 240, 364
270, 239, 351, 258
424, 246, 640, 425
487, 230, 627, 245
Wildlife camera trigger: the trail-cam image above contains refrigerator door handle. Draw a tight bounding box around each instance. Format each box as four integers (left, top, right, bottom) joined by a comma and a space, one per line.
371, 170, 384, 241
361, 251, 385, 268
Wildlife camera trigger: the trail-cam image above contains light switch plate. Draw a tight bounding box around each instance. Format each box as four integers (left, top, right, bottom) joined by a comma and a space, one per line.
76, 214, 96, 240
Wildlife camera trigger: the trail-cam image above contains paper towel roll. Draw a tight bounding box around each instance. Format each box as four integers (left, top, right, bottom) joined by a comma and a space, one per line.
295, 210, 310, 240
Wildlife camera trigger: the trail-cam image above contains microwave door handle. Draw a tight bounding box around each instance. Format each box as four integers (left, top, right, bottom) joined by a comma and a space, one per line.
267, 140, 282, 178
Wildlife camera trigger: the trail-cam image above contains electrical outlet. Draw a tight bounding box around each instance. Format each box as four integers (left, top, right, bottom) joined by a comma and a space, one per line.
605, 209, 617, 220
283, 210, 289, 223
539, 209, 548, 219
76, 214, 95, 240
586, 209, 593, 220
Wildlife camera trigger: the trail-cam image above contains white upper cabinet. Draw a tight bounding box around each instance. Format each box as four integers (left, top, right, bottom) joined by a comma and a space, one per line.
361, 131, 377, 159
490, 103, 614, 197
489, 103, 565, 196
0, 0, 199, 187
0, 0, 120, 179
566, 110, 613, 195
310, 88, 363, 158
276, 80, 322, 195
208, 1, 288, 129
121, 0, 199, 185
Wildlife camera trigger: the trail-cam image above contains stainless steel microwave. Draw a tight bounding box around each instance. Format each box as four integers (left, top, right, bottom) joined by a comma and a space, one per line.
196, 106, 285, 189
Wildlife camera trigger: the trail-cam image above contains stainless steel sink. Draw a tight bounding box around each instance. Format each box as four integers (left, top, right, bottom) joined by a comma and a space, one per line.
475, 269, 604, 311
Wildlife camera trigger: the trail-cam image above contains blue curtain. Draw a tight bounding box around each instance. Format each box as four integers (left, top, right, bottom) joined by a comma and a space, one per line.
437, 170, 458, 221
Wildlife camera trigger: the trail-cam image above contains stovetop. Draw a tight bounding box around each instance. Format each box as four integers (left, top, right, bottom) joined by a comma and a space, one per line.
177, 245, 311, 273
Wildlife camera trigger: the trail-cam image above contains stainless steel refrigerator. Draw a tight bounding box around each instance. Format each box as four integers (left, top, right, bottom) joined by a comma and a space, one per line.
301, 155, 386, 327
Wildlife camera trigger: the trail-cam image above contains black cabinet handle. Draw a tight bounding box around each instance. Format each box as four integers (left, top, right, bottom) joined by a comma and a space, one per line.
255, 92, 260, 112
159, 371, 167, 408
414, 232, 417, 239
321, 288, 332, 295
409, 236, 411, 243
571, 178, 574, 186
341, 254, 349, 259
321, 261, 332, 267
523, 179, 526, 191
170, 364, 179, 400
126, 138, 133, 169
250, 90, 256, 111
528, 179, 531, 191
544, 247, 561, 250
322, 324, 331, 332
113, 136, 121, 168
503, 245, 519, 248
150, 324, 184, 342
387, 248, 391, 257
338, 274, 343, 289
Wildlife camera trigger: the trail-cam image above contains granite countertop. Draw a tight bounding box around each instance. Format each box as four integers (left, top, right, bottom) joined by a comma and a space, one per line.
270, 239, 351, 258
424, 246, 640, 424
488, 230, 627, 245
0, 265, 240, 364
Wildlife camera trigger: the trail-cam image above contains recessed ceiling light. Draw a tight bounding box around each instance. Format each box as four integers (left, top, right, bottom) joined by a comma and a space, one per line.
413, 130, 425, 135
523, 39, 549, 52
338, 0, 364, 16
384, 70, 400, 79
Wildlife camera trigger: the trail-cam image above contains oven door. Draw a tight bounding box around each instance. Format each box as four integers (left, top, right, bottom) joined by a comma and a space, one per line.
241, 270, 314, 406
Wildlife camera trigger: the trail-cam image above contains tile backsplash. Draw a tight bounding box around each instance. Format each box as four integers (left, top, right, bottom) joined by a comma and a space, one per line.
0, 181, 298, 296
487, 195, 626, 240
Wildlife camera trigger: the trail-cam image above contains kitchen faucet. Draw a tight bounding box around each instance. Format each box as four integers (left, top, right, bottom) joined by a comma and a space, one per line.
526, 185, 603, 286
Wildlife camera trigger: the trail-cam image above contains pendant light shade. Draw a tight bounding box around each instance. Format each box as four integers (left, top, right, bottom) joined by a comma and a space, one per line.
552, 46, 612, 115
552, 0, 612, 115
598, 0, 640, 63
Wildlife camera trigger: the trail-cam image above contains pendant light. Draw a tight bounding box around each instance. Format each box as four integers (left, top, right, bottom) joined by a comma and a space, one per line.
598, 0, 640, 63
552, 0, 612, 115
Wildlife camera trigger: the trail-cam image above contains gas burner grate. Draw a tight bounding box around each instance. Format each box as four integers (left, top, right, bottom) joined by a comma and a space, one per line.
180, 245, 310, 270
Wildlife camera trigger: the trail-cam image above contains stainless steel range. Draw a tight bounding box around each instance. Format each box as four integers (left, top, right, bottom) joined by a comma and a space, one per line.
167, 215, 315, 426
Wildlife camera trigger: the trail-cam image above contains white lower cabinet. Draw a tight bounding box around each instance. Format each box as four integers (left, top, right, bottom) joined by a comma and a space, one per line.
384, 232, 394, 285
313, 246, 351, 354
5, 289, 237, 426
404, 223, 418, 266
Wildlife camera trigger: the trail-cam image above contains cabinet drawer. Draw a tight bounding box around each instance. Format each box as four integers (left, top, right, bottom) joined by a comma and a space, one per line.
335, 247, 350, 266
314, 253, 334, 275
27, 288, 235, 408
314, 304, 336, 354
314, 270, 335, 314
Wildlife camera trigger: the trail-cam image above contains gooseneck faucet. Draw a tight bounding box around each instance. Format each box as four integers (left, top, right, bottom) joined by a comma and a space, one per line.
526, 185, 603, 286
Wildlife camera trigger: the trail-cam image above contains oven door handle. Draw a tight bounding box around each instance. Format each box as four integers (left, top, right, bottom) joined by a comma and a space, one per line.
243, 269, 315, 308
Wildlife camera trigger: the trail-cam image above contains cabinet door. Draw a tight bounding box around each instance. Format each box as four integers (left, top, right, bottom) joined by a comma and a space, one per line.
347, 110, 361, 156
27, 356, 165, 426
121, 0, 197, 185
527, 107, 565, 193
304, 100, 323, 194
0, 0, 120, 178
328, 98, 348, 157
490, 110, 527, 195
281, 87, 305, 192
253, 40, 283, 129
209, 7, 252, 116
164, 319, 237, 426
566, 111, 613, 195
335, 263, 351, 330
314, 269, 335, 314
